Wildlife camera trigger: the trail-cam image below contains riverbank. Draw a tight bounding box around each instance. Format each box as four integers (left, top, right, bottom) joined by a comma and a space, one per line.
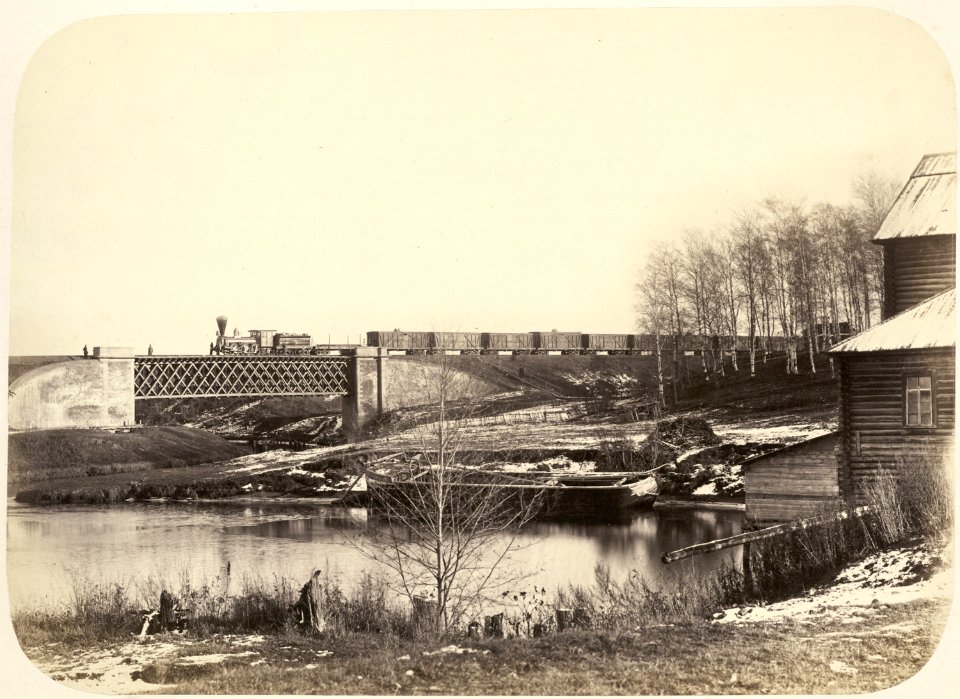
7, 427, 250, 491
12, 405, 831, 506
12, 539, 951, 695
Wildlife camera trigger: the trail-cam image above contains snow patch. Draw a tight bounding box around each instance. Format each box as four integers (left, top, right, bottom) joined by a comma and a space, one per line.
713, 541, 951, 626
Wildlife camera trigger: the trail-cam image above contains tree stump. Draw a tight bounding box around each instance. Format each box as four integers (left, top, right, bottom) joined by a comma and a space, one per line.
158, 590, 177, 632
484, 613, 504, 638
412, 596, 439, 628
139, 590, 189, 638
533, 622, 546, 638
555, 608, 572, 632
292, 570, 326, 633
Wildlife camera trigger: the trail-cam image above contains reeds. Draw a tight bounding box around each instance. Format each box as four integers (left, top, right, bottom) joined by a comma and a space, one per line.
12, 568, 420, 649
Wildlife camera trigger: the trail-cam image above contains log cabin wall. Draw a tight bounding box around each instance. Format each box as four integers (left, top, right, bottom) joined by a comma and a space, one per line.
744, 433, 842, 525
880, 235, 956, 320
837, 348, 955, 506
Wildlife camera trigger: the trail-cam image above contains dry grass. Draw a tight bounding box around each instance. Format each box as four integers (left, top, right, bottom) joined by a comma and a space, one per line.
114, 596, 948, 695
7, 427, 249, 488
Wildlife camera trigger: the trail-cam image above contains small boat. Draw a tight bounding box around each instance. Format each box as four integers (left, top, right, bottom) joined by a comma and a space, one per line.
365, 466, 659, 520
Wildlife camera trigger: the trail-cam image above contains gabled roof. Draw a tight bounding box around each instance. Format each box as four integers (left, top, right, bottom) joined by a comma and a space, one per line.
829, 288, 955, 353
874, 152, 956, 241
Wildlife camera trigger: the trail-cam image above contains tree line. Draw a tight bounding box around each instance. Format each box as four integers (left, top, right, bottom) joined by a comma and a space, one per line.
636, 170, 900, 404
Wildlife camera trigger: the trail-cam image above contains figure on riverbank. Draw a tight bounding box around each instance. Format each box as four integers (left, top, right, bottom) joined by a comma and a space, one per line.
82, 345, 88, 358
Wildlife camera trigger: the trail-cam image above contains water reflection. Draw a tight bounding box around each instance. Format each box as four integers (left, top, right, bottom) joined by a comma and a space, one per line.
7, 501, 742, 611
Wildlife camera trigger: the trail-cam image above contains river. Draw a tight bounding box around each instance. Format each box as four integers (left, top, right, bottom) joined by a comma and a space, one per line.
6, 500, 742, 611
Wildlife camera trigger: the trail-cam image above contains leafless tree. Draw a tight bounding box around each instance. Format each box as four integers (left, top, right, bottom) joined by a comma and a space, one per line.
853, 169, 900, 323
732, 209, 765, 377
637, 247, 675, 405
681, 229, 712, 380
355, 355, 545, 631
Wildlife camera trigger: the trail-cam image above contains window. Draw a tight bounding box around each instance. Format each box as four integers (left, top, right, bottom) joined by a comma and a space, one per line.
905, 375, 934, 427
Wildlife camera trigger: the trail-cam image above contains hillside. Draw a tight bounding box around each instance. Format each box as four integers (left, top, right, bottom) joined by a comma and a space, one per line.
7, 426, 250, 489
675, 352, 840, 414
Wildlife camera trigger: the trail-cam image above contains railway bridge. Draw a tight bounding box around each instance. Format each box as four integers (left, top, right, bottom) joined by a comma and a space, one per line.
8, 348, 401, 441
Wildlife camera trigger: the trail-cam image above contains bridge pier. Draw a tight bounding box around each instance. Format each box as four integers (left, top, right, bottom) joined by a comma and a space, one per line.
342, 347, 387, 442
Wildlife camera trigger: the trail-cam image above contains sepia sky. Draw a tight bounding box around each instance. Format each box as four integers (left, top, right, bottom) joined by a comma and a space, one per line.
6, 5, 957, 355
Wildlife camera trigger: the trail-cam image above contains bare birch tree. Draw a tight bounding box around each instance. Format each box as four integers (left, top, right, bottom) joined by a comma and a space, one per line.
636, 253, 673, 406
732, 210, 764, 377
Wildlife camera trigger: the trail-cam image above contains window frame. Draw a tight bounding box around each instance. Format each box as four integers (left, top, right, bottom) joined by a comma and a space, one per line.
902, 371, 937, 428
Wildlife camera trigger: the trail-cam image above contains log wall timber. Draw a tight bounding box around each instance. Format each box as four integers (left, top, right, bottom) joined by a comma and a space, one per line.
744, 432, 842, 524
880, 236, 956, 319
838, 348, 955, 506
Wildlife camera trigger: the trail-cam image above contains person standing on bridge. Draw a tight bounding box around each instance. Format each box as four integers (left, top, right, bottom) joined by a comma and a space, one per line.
148, 344, 154, 356
83, 345, 88, 358
210, 342, 215, 356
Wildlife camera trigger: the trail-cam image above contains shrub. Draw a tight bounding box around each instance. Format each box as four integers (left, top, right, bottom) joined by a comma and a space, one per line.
864, 455, 952, 545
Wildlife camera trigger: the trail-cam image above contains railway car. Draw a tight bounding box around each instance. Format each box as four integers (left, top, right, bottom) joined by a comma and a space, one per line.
367, 330, 433, 354
581, 333, 632, 354
630, 334, 674, 353
481, 332, 535, 354
532, 331, 582, 354
433, 332, 483, 354
273, 333, 313, 354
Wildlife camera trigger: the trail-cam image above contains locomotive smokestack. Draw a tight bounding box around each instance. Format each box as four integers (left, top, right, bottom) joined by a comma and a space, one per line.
216, 315, 228, 337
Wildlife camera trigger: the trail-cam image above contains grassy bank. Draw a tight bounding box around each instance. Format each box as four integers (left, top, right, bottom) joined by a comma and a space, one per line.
14, 561, 949, 695
8, 427, 250, 489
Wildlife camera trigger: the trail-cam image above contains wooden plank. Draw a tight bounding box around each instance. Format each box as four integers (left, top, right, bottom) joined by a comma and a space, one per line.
748, 487, 840, 497
748, 470, 838, 480
748, 474, 838, 485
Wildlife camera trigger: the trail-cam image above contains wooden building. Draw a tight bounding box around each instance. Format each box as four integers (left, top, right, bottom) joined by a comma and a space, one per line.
744, 152, 955, 523
830, 289, 955, 504
830, 151, 956, 505
874, 152, 956, 317
743, 432, 842, 524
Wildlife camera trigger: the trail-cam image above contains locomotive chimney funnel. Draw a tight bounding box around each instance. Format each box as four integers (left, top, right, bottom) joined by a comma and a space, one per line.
216, 315, 228, 337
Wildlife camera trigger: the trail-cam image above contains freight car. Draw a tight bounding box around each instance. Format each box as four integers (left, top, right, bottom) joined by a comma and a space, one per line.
364, 330, 794, 356
581, 333, 631, 353
532, 331, 582, 354
481, 332, 535, 354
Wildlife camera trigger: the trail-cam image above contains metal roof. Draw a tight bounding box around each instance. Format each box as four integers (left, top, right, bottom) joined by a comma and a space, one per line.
829, 288, 955, 353
874, 152, 956, 241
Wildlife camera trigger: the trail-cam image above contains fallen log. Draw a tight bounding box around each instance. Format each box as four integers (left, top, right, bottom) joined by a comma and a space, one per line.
661, 506, 872, 564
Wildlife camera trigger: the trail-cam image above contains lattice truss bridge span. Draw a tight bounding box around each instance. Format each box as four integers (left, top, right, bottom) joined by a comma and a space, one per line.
134, 355, 350, 399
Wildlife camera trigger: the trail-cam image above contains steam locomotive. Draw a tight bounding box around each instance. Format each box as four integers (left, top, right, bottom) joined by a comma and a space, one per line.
213, 316, 323, 355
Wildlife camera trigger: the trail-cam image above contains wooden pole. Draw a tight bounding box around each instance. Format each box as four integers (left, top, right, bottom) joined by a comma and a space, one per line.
660, 506, 871, 564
